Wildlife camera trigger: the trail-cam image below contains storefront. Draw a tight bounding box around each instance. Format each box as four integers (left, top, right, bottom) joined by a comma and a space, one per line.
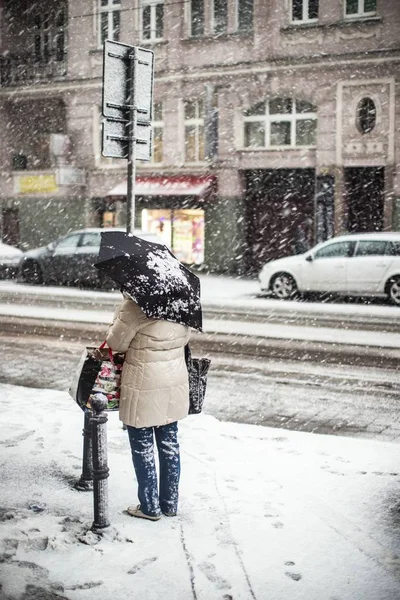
107, 175, 215, 266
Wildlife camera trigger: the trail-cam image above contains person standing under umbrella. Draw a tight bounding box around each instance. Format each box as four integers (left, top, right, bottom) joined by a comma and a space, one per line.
106, 291, 190, 520
96, 232, 203, 520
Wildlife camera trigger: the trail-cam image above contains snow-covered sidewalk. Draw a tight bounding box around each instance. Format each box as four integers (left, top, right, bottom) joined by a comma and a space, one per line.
0, 384, 400, 600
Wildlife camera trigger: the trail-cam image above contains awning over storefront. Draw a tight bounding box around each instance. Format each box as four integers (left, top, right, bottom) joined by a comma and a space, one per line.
107, 175, 215, 198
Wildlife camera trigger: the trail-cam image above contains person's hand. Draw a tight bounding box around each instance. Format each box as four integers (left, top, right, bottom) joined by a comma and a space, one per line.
91, 348, 104, 361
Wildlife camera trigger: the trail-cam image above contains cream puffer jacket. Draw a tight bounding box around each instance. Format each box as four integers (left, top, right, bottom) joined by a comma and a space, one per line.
106, 297, 190, 428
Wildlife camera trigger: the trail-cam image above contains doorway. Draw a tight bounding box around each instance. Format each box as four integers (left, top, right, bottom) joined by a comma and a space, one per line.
2, 208, 20, 247
345, 167, 384, 232
245, 169, 315, 273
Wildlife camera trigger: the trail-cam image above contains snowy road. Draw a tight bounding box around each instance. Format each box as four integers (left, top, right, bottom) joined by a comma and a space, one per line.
1, 333, 400, 442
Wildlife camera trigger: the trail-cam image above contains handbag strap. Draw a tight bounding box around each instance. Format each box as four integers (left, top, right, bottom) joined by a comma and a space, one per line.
99, 340, 114, 363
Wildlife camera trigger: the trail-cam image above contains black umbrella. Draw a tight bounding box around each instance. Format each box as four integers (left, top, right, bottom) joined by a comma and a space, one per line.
94, 231, 202, 331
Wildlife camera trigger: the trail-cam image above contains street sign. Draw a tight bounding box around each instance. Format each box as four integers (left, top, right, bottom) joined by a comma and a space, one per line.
102, 40, 154, 161
102, 118, 152, 160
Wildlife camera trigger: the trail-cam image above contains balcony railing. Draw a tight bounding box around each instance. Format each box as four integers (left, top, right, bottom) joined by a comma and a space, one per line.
0, 54, 67, 87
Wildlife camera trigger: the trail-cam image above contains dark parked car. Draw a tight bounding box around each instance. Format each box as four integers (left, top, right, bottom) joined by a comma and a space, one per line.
19, 228, 162, 287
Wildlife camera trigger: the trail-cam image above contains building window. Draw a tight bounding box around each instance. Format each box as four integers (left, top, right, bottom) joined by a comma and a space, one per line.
190, 0, 204, 36
237, 0, 253, 31
291, 0, 319, 22
184, 100, 205, 162
141, 0, 164, 41
99, 0, 121, 47
244, 98, 317, 148
357, 98, 376, 134
213, 0, 228, 35
151, 102, 163, 163
34, 15, 50, 63
55, 8, 67, 62
345, 0, 376, 18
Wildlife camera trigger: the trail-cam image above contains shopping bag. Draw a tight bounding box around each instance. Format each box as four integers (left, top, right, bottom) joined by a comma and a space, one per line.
69, 342, 124, 411
184, 344, 211, 414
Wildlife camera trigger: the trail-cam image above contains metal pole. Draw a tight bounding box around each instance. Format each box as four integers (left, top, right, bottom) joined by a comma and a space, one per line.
75, 410, 93, 492
126, 48, 137, 234
91, 395, 110, 532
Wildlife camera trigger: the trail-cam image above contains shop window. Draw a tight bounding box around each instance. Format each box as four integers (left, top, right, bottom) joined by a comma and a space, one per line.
141, 0, 164, 41
184, 100, 205, 163
151, 102, 163, 163
190, 0, 204, 36
98, 0, 121, 47
345, 0, 376, 18
213, 0, 228, 35
291, 0, 319, 23
357, 98, 376, 134
244, 98, 317, 148
142, 208, 205, 264
237, 0, 253, 31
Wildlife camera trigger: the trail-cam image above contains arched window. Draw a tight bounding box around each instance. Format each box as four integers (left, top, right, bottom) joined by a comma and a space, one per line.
243, 98, 317, 148
357, 98, 376, 134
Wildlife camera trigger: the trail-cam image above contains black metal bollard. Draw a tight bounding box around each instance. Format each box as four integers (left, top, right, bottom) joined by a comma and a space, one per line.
75, 411, 93, 491
90, 395, 110, 532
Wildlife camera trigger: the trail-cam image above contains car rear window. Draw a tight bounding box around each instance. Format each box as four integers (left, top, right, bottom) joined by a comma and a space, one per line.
386, 242, 400, 256
355, 240, 387, 257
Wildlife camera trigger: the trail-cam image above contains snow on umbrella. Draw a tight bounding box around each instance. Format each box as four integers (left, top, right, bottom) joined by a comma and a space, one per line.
94, 230, 202, 331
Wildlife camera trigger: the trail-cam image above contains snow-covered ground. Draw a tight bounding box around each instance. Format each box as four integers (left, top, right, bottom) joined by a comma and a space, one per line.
1, 384, 400, 600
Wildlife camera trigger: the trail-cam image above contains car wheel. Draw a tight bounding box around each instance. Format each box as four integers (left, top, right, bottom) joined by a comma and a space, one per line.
270, 272, 298, 300
387, 277, 400, 306
21, 261, 43, 285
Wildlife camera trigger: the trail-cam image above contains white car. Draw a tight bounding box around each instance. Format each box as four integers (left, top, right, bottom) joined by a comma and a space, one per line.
259, 233, 400, 306
0, 241, 23, 279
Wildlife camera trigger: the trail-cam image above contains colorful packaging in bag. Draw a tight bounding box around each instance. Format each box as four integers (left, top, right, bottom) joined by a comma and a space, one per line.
86, 353, 123, 411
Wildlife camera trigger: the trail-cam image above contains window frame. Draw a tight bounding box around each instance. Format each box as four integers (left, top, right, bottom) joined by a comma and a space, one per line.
141, 0, 164, 42
98, 0, 121, 48
243, 98, 317, 150
344, 0, 377, 19
291, 0, 319, 24
183, 99, 205, 164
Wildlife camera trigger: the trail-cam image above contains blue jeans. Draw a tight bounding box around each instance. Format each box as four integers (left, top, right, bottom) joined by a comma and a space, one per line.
126, 422, 181, 517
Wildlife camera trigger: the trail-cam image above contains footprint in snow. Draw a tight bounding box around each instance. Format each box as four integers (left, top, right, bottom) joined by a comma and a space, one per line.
285, 571, 302, 582
198, 561, 231, 590
128, 556, 158, 575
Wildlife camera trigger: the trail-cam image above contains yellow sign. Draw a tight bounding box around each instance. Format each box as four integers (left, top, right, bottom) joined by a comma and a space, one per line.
18, 174, 58, 194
